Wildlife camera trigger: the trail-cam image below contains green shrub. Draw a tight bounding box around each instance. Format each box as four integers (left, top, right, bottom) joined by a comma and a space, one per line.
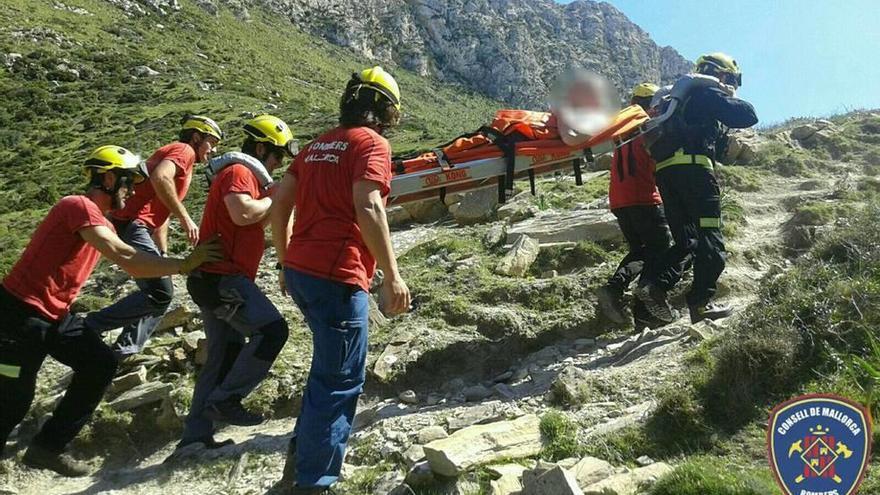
650, 457, 777, 495
771, 153, 808, 177
539, 410, 583, 461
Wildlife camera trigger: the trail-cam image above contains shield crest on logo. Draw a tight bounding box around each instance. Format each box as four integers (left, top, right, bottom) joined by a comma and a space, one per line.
768, 394, 872, 495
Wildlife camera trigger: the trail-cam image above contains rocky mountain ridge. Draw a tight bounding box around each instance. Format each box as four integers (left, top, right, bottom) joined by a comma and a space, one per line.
112, 0, 693, 107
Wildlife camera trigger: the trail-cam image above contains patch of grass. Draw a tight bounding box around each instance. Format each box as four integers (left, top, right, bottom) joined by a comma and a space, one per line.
339, 462, 397, 495
649, 457, 777, 495
580, 426, 650, 465
530, 241, 613, 276
716, 165, 764, 192
771, 153, 810, 177
539, 410, 582, 461
721, 190, 746, 238
535, 173, 609, 210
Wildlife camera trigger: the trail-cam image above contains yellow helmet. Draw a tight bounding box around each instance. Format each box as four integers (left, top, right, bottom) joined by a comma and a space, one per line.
243, 115, 297, 156
695, 52, 742, 87
352, 66, 401, 110
632, 82, 659, 99
84, 145, 146, 183
182, 115, 223, 141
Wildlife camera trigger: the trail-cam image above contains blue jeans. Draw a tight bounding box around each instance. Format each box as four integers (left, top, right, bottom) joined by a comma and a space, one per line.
284, 269, 369, 488
84, 220, 174, 356
182, 272, 288, 442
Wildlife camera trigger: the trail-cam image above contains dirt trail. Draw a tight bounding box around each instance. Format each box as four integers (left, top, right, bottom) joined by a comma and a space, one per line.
0, 171, 842, 495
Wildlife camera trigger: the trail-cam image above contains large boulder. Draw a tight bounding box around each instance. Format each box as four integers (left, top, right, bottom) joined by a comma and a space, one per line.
550, 365, 592, 407
495, 235, 540, 277
451, 188, 498, 225
570, 456, 615, 488
423, 414, 543, 476
790, 123, 819, 142
723, 129, 764, 164
507, 210, 621, 245
402, 199, 448, 223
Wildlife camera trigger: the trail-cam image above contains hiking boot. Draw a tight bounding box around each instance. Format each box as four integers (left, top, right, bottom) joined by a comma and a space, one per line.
634, 308, 681, 330
178, 435, 235, 450
597, 285, 627, 324
22, 444, 90, 477
204, 397, 264, 426
689, 302, 734, 324
634, 283, 676, 323
163, 435, 235, 464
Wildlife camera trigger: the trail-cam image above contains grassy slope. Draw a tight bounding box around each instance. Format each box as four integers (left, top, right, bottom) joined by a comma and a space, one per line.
0, 0, 500, 271
576, 113, 880, 494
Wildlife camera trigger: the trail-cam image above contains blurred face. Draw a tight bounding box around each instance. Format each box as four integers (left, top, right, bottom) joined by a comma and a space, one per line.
719, 72, 740, 90
263, 145, 289, 172
103, 171, 136, 210
194, 134, 220, 163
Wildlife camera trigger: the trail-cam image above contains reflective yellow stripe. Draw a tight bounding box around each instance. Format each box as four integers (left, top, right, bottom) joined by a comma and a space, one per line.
700, 217, 721, 228
655, 150, 714, 172
0, 363, 21, 378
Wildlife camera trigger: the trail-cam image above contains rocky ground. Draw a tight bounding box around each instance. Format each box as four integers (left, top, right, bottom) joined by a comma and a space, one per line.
0, 116, 872, 495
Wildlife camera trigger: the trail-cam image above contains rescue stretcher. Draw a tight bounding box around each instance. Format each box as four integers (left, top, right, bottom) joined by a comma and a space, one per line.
386, 73, 717, 206
387, 104, 650, 205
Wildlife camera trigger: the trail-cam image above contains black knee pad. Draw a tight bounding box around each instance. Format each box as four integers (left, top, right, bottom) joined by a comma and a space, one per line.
254, 319, 289, 361
145, 277, 174, 309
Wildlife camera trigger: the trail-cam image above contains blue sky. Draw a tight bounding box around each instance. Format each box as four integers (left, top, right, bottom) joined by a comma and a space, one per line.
559, 0, 880, 126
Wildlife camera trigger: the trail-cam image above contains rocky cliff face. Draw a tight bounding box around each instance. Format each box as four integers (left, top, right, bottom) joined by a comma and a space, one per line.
202, 0, 692, 107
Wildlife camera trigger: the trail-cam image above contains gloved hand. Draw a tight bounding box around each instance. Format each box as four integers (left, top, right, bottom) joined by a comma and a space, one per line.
179, 237, 224, 275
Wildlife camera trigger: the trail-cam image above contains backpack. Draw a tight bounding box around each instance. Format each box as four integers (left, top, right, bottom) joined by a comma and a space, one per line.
643, 75, 729, 164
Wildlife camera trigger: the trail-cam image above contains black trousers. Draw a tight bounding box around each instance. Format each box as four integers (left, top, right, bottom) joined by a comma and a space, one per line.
653, 165, 725, 307
0, 287, 118, 455
607, 204, 674, 293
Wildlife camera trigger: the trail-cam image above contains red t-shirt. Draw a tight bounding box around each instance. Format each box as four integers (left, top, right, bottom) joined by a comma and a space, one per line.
199, 164, 267, 280
608, 136, 663, 210
3, 196, 113, 321
285, 126, 392, 292
112, 142, 196, 230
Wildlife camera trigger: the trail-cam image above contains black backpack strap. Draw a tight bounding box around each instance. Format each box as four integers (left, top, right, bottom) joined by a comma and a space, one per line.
573, 157, 584, 186
627, 141, 638, 177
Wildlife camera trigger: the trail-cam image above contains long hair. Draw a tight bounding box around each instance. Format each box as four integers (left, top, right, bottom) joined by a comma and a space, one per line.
338, 78, 400, 132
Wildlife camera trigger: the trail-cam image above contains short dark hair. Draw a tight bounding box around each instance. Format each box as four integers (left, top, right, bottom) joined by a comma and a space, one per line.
339, 81, 400, 130
241, 136, 259, 157
179, 128, 202, 143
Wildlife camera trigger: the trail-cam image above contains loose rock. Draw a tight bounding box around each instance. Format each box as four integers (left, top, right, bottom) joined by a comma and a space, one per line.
417, 425, 448, 444
495, 235, 540, 277
109, 365, 148, 396
424, 414, 542, 476
107, 381, 172, 412
399, 390, 418, 404
581, 462, 673, 495
507, 210, 622, 245
525, 466, 584, 495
